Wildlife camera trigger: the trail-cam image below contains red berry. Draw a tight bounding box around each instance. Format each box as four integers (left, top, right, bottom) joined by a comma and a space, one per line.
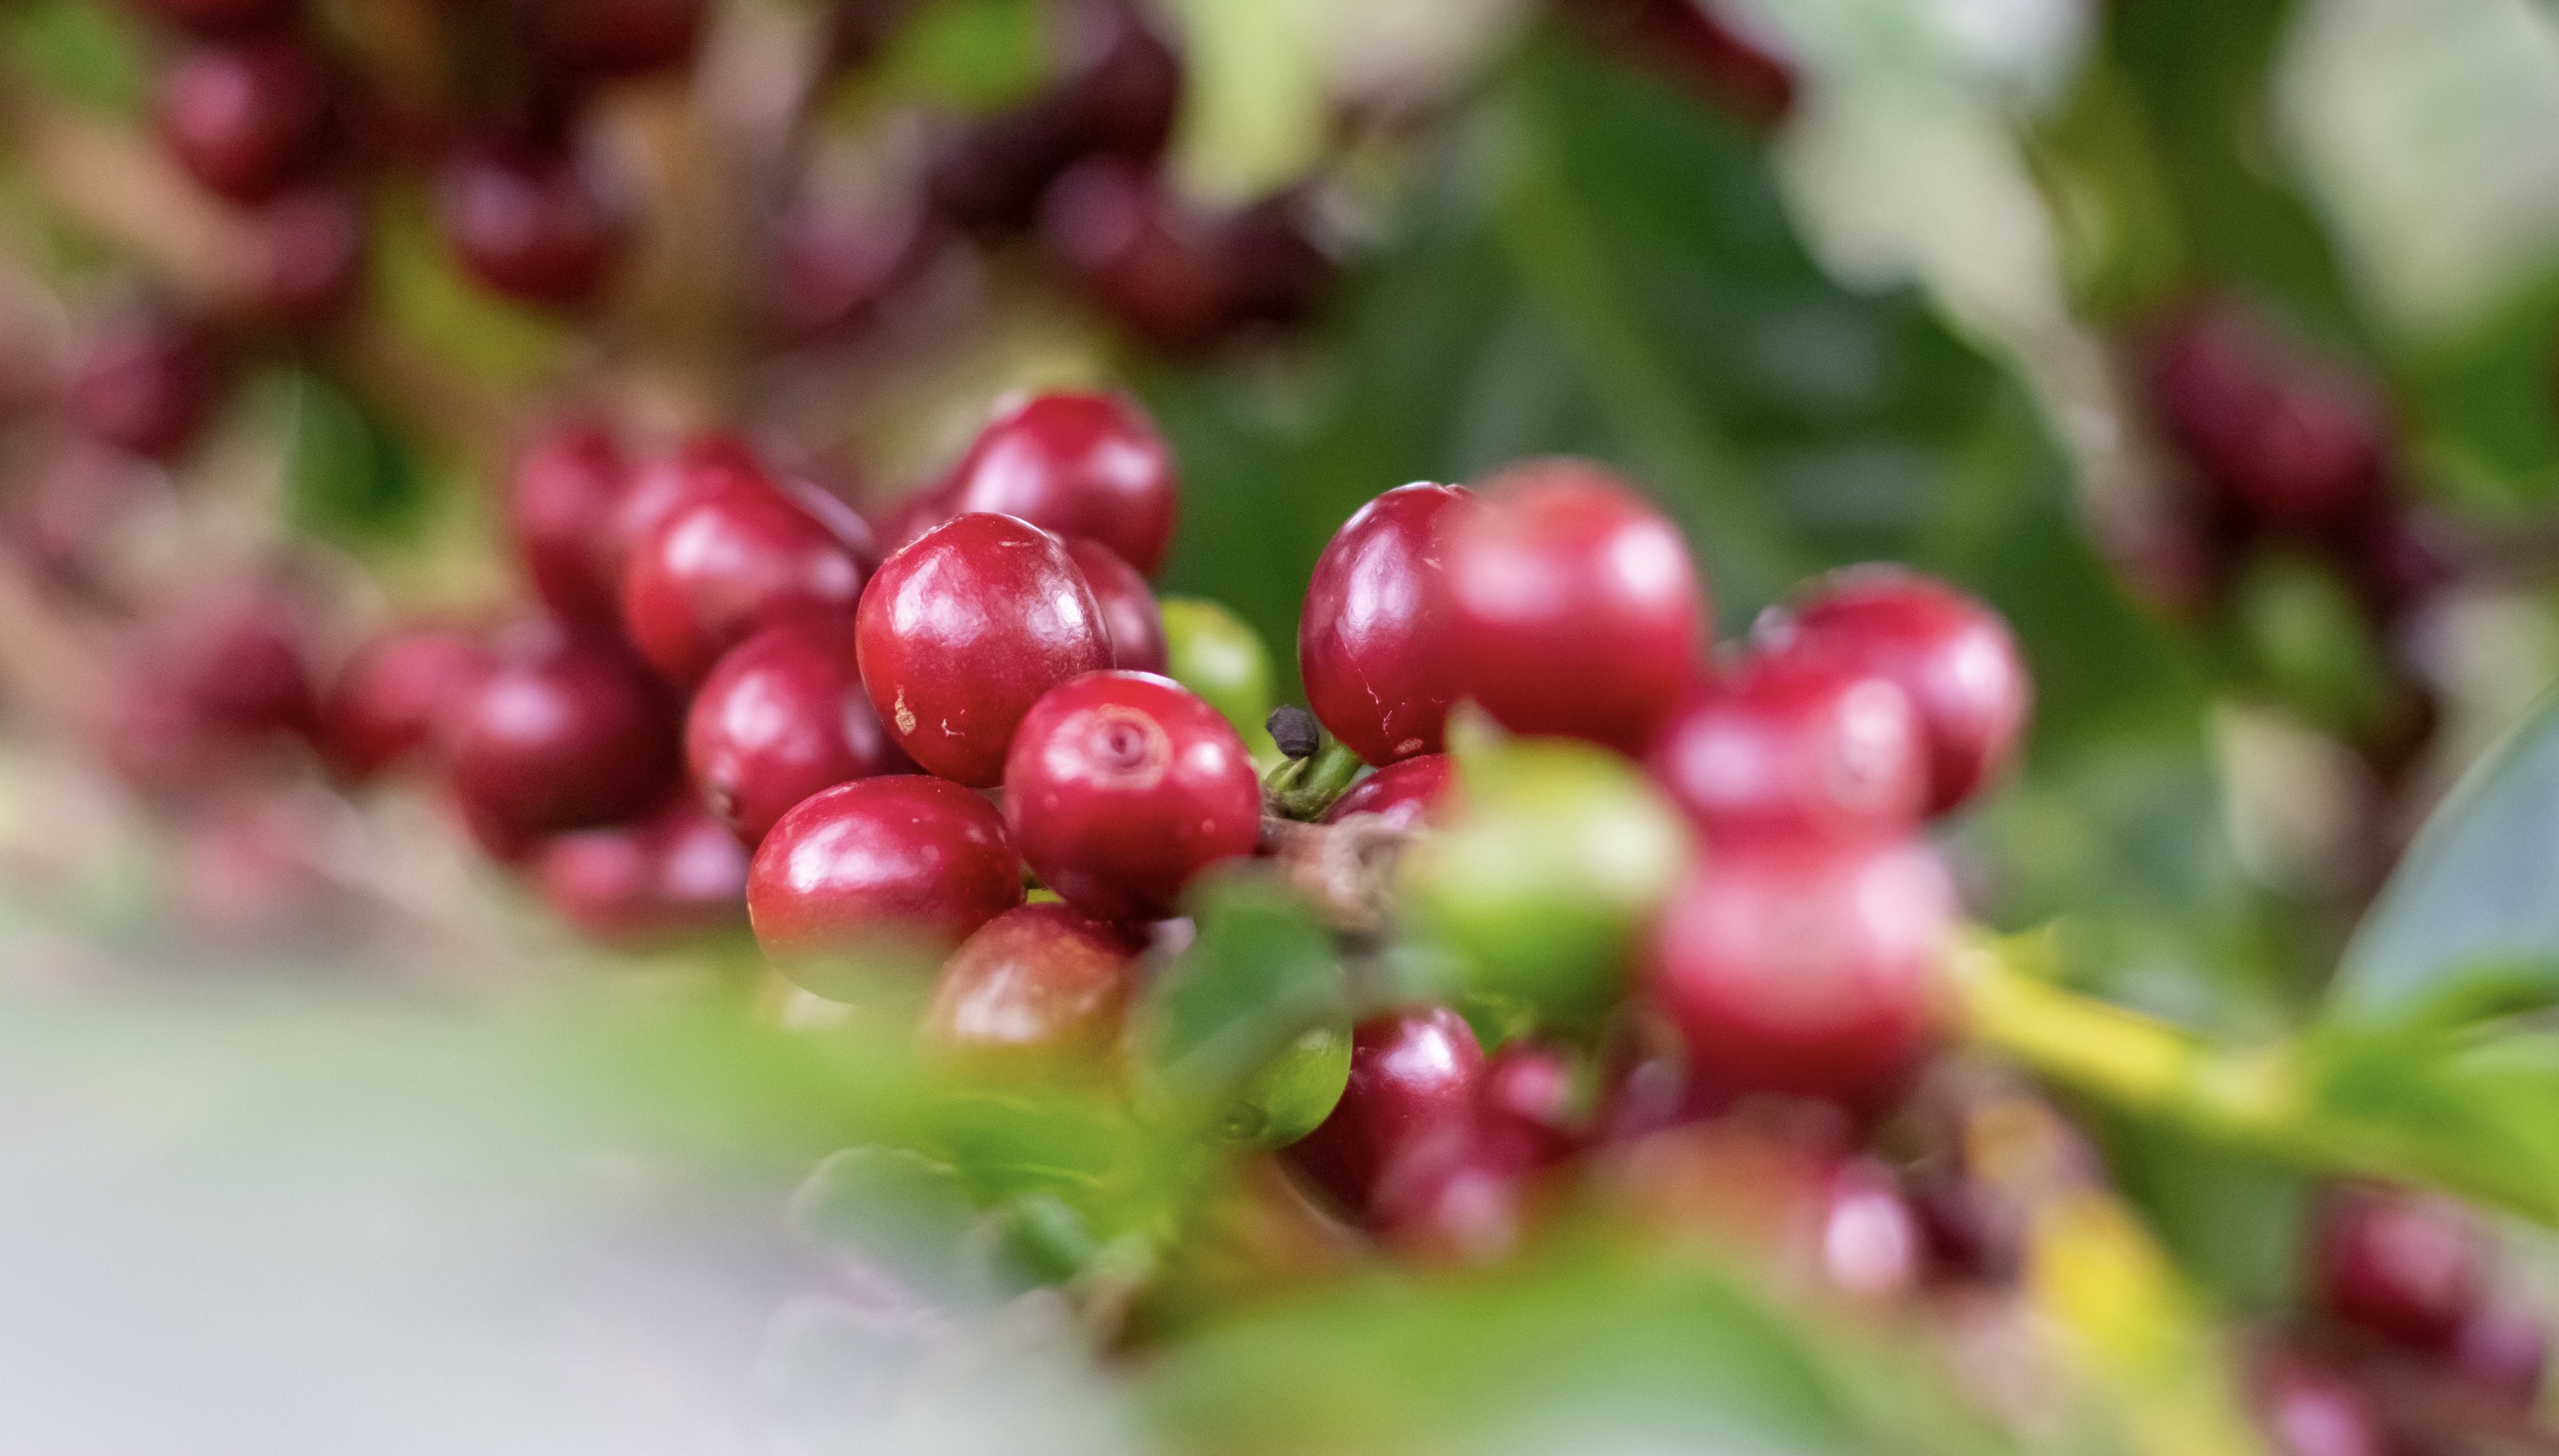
131, 0, 299, 36
434, 136, 620, 308
1642, 837, 1953, 1113
446, 625, 680, 842
619, 472, 872, 684
1772, 567, 2029, 816
1063, 535, 1166, 674
1003, 671, 1261, 922
686, 618, 914, 848
2451, 1301, 2549, 1405
174, 591, 321, 741
856, 513, 1112, 787
606, 433, 767, 595
1323, 753, 1457, 832
1476, 1040, 1585, 1169
253, 185, 366, 322
1371, 1134, 1537, 1266
943, 392, 1179, 577
1041, 157, 1231, 353
765, 184, 938, 342
509, 418, 627, 624
320, 624, 491, 782
535, 795, 749, 945
922, 902, 1144, 1067
1648, 650, 1927, 845
2250, 1351, 2386, 1456
155, 40, 331, 204
1300, 483, 1478, 765
2145, 304, 2390, 540
2312, 1183, 2487, 1353
69, 310, 222, 459
1282, 1007, 1485, 1218
745, 776, 1024, 985
1440, 459, 1706, 755
516, 0, 703, 76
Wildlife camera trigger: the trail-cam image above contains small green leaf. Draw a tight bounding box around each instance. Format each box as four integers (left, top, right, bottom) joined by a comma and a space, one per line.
1137, 871, 1347, 1130
282, 368, 428, 545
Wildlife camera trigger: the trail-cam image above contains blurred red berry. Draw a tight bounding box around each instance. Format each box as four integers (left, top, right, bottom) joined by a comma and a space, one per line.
155, 39, 332, 204
446, 625, 681, 842
69, 310, 223, 459
1283, 1007, 1485, 1218
434, 136, 621, 308
1648, 649, 1928, 845
1063, 536, 1167, 674
534, 794, 750, 945
2313, 1183, 2488, 1353
1324, 753, 1458, 832
942, 391, 1180, 577
619, 470, 872, 685
746, 775, 1024, 988
922, 902, 1144, 1068
320, 624, 491, 782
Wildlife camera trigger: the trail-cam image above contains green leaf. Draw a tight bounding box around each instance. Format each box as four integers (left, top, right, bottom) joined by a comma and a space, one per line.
1, 0, 148, 115
1136, 871, 1347, 1130
280, 368, 429, 545
870, 0, 1047, 114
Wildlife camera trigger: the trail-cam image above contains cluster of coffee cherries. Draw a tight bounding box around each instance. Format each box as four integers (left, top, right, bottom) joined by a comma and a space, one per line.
2256, 1182, 2549, 1456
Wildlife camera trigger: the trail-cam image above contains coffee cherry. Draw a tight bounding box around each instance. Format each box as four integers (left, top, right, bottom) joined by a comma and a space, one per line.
2450, 1301, 2549, 1404
1648, 650, 1927, 845
516, 0, 703, 77
856, 513, 1112, 786
685, 617, 914, 848
746, 775, 1024, 991
2312, 1183, 2487, 1352
173, 590, 322, 741
69, 310, 222, 458
1160, 596, 1274, 744
1040, 157, 1231, 353
2145, 304, 2387, 539
1476, 1040, 1585, 1170
619, 471, 872, 684
2250, 1350, 2386, 1456
943, 392, 1179, 577
1003, 671, 1261, 922
132, 0, 299, 36
509, 418, 626, 624
1371, 1132, 1537, 1266
1642, 837, 1953, 1113
1282, 1007, 1485, 1218
1772, 567, 2029, 816
534, 794, 749, 945
1064, 535, 1167, 674
447, 625, 681, 842
434, 136, 620, 307
253, 185, 365, 322
765, 185, 938, 342
155, 40, 331, 204
607, 433, 767, 594
1324, 753, 1457, 832
1226, 1023, 1354, 1148
320, 624, 491, 782
1300, 483, 1478, 766
922, 903, 1144, 1069
1440, 459, 1706, 755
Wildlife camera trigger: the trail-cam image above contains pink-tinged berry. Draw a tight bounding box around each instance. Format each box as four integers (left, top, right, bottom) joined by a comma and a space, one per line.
535, 795, 749, 945
446, 625, 680, 842
1648, 649, 1927, 845
2312, 1183, 2488, 1353
320, 624, 490, 782
922, 903, 1145, 1069
1282, 1007, 1485, 1218
618, 470, 872, 685
1324, 753, 1458, 832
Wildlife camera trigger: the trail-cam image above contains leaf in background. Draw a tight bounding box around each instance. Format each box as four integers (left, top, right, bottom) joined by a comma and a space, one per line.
1159, 0, 1329, 206
0, 0, 148, 116
282, 367, 429, 545
868, 0, 1047, 114
370, 193, 569, 386
2332, 686, 2559, 1014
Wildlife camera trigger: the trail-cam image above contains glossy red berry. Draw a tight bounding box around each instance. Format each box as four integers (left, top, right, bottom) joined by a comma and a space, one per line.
446, 626, 680, 842
155, 40, 331, 204
685, 618, 914, 848
1642, 837, 1953, 1114
1648, 650, 1927, 845
320, 624, 491, 782
253, 185, 366, 322
943, 392, 1179, 576
131, 0, 299, 36
745, 776, 1024, 986
1324, 754, 1458, 832
619, 472, 872, 684
2312, 1183, 2488, 1352
1063, 535, 1167, 674
434, 137, 620, 308
922, 903, 1144, 1067
606, 433, 767, 594
1003, 671, 1260, 922
509, 418, 627, 624
1440, 459, 1706, 755
1300, 483, 1478, 765
534, 795, 749, 945
1282, 1007, 1485, 1218
1772, 567, 2030, 816
69, 311, 222, 459
856, 513, 1112, 787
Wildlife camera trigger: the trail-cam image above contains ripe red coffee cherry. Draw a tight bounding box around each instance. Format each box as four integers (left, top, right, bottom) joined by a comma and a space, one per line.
69, 311, 222, 459
923, 903, 1144, 1068
746, 776, 1024, 986
133, 0, 299, 36
253, 185, 365, 322
2312, 1183, 2488, 1352
1440, 459, 1706, 755
1642, 837, 1953, 1114
171, 591, 322, 741
856, 513, 1112, 787
509, 418, 626, 624
1648, 650, 1927, 845
686, 618, 914, 848
620, 473, 872, 684
2144, 304, 2385, 538
1063, 536, 1167, 674
606, 433, 767, 592
1300, 483, 1478, 765
1041, 157, 1231, 353
535, 795, 748, 945
1324, 753, 1457, 832
1282, 1007, 1485, 1218
765, 185, 939, 342
320, 624, 491, 782
446, 626, 680, 842
434, 137, 621, 307
943, 392, 1179, 576
155, 40, 331, 204
1004, 671, 1261, 922
1771, 567, 2030, 816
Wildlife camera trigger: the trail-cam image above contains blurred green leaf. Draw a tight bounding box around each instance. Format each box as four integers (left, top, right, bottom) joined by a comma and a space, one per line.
871, 0, 1047, 114
370, 193, 569, 385
281, 367, 428, 545
1138, 871, 1346, 1129
0, 0, 148, 115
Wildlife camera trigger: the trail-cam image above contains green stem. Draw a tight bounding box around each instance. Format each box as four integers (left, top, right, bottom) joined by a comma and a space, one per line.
1265, 740, 1364, 822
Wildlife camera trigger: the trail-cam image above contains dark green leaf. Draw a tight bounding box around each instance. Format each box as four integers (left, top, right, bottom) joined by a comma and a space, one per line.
281, 368, 428, 545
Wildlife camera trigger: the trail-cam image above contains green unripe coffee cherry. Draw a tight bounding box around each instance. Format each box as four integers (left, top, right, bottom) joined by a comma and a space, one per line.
1222, 1021, 1354, 1147
1404, 733, 1693, 1027
1160, 597, 1282, 767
